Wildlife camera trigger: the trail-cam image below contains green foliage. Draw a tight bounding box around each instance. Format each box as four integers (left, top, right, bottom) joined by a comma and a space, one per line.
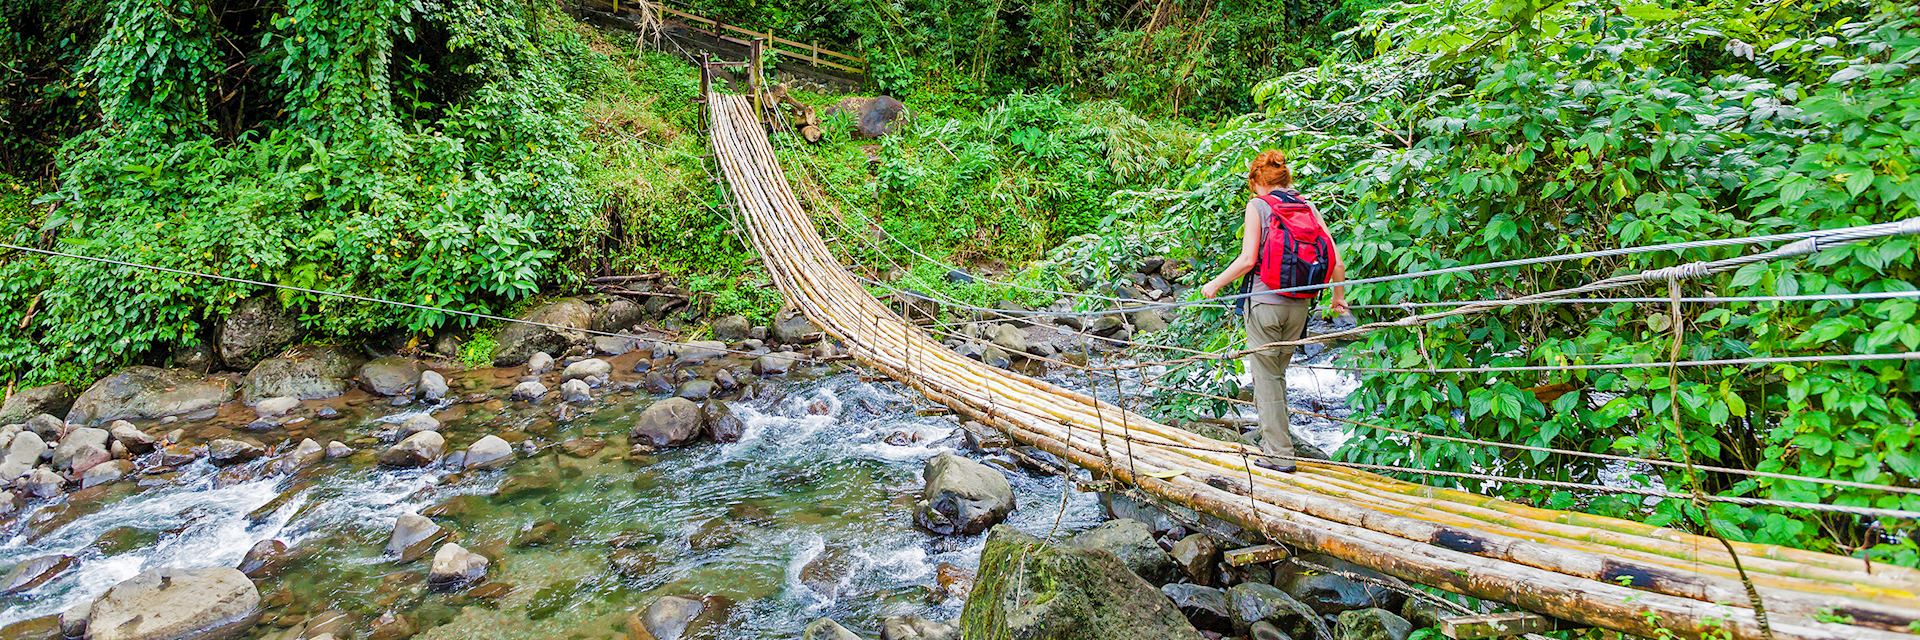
457, 331, 497, 369
1122, 0, 1920, 559
0, 0, 104, 175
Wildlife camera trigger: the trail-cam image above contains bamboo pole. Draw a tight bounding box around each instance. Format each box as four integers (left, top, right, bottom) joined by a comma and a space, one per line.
701, 94, 1920, 640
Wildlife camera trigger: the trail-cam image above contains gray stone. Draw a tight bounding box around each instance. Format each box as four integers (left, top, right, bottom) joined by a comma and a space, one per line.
325, 441, 352, 458
511, 381, 548, 402
1171, 534, 1221, 584
81, 459, 132, 488
830, 95, 908, 139
493, 298, 593, 366
703, 402, 744, 443
417, 370, 449, 401
53, 426, 110, 470
107, 421, 156, 453
287, 438, 324, 470
1228, 582, 1315, 635
379, 431, 444, 467
914, 453, 1014, 536
237, 539, 288, 578
1090, 314, 1128, 337
1161, 583, 1233, 633
22, 466, 65, 498
24, 413, 65, 438
1276, 553, 1406, 615
631, 398, 701, 448
67, 366, 236, 426
400, 413, 441, 434
675, 379, 715, 401
881, 616, 955, 640
593, 298, 648, 333
242, 346, 360, 403
527, 352, 555, 374
464, 435, 513, 470
218, 296, 300, 370
674, 341, 728, 364
985, 324, 1028, 355
1069, 518, 1176, 584
635, 595, 708, 640
86, 567, 260, 640
1, 553, 73, 595
1251, 621, 1293, 640
387, 513, 446, 561
208, 438, 266, 465
1132, 309, 1171, 334
1335, 608, 1412, 640
561, 358, 612, 384
959, 525, 1202, 639
0, 383, 76, 425
359, 356, 423, 396
803, 618, 862, 640
428, 542, 489, 586
772, 312, 820, 343
3, 430, 48, 478
254, 395, 300, 418
713, 315, 752, 341
754, 352, 799, 375
594, 335, 641, 355
560, 379, 592, 404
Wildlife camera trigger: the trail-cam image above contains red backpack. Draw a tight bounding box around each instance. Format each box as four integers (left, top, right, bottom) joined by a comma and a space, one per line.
1255, 190, 1334, 299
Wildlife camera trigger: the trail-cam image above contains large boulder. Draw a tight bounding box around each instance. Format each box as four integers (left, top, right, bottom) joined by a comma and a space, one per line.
771, 312, 820, 344
830, 95, 908, 138
67, 366, 236, 426
1, 430, 48, 481
379, 431, 445, 468
86, 567, 261, 640
51, 427, 111, 473
914, 454, 1014, 536
1227, 582, 1317, 636
631, 398, 702, 448
358, 356, 423, 396
218, 296, 300, 370
560, 358, 612, 383
493, 298, 594, 366
959, 525, 1202, 639
0, 383, 76, 424
1276, 553, 1406, 615
1068, 518, 1176, 584
593, 298, 648, 333
464, 435, 514, 470
242, 346, 361, 403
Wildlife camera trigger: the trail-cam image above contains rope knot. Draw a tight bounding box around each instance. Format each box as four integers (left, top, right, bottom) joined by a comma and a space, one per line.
1640, 261, 1712, 283
1776, 237, 1821, 258
1898, 217, 1920, 236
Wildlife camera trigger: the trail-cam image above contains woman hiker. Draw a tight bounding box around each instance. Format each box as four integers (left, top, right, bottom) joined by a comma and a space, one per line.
1198, 150, 1347, 472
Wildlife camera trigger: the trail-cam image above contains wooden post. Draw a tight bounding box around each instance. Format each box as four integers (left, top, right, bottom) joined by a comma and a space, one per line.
811, 40, 819, 67
698, 52, 712, 103
749, 38, 766, 123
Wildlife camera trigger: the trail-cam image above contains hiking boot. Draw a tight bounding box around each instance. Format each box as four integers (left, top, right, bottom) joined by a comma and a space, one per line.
1254, 458, 1296, 473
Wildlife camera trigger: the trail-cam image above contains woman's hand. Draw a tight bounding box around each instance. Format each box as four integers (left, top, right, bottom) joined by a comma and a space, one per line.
1200, 280, 1223, 299
1329, 298, 1349, 317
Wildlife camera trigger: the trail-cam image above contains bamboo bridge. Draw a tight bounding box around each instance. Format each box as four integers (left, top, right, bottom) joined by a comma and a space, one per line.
703, 91, 1920, 640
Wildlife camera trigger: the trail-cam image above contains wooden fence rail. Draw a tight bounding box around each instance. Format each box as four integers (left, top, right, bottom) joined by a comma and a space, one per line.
590, 0, 867, 76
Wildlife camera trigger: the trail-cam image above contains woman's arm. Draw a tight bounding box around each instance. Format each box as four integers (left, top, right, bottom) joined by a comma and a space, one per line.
1200, 200, 1264, 299
1311, 202, 1349, 315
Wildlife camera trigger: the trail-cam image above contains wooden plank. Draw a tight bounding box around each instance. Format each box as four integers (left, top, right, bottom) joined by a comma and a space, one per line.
657, 3, 865, 67
1440, 613, 1579, 639
1223, 544, 1291, 566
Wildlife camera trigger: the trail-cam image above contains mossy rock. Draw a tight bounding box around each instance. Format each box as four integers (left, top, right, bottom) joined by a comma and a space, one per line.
959, 525, 1203, 640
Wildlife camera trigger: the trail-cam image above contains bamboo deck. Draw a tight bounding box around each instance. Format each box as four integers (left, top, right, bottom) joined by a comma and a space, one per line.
704, 92, 1920, 640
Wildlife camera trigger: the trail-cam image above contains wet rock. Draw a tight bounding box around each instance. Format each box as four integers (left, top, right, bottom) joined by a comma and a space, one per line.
1228, 582, 1315, 635
527, 351, 556, 374
1069, 518, 1177, 584
1, 430, 48, 481
594, 298, 649, 333
464, 435, 513, 470
674, 341, 728, 365
631, 397, 702, 448
645, 372, 675, 395
1399, 597, 1445, 630
157, 444, 198, 467
515, 521, 567, 547
208, 438, 267, 465
984, 324, 1028, 355
713, 314, 751, 341
369, 611, 414, 640
1090, 314, 1127, 337
60, 600, 90, 637
387, 513, 446, 561
914, 453, 1014, 536
24, 413, 67, 438
218, 296, 300, 370
22, 467, 65, 498
417, 370, 449, 401
1161, 583, 1234, 633
675, 379, 715, 401
559, 437, 606, 458
399, 413, 441, 434
0, 383, 76, 425
286, 438, 325, 471
560, 358, 612, 384
0, 490, 17, 517
428, 542, 489, 586
315, 406, 341, 420
753, 352, 798, 375
67, 366, 236, 426
242, 346, 361, 404
249, 395, 299, 421
804, 618, 862, 640
772, 312, 820, 344
1335, 608, 1412, 640
1132, 309, 1171, 334
607, 549, 659, 578
379, 431, 444, 467
1251, 620, 1293, 640
325, 441, 352, 458
560, 379, 592, 404
359, 356, 423, 396
107, 421, 156, 453
511, 381, 548, 402
80, 459, 133, 488
979, 345, 1013, 369
1, 554, 73, 595
86, 567, 260, 640
1276, 553, 1406, 615
1171, 534, 1221, 584
493, 298, 593, 366
238, 539, 289, 577
713, 368, 737, 393
703, 402, 745, 443
881, 616, 955, 640
594, 335, 641, 356
960, 526, 1201, 639
631, 595, 712, 640
934, 563, 975, 601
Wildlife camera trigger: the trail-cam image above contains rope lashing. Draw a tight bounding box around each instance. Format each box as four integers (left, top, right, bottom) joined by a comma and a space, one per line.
1639, 261, 1714, 283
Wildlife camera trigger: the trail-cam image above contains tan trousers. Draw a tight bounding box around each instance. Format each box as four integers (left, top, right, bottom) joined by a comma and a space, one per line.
1246, 300, 1310, 456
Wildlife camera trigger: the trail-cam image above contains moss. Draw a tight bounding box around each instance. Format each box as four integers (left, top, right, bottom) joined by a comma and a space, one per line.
959, 525, 1202, 640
